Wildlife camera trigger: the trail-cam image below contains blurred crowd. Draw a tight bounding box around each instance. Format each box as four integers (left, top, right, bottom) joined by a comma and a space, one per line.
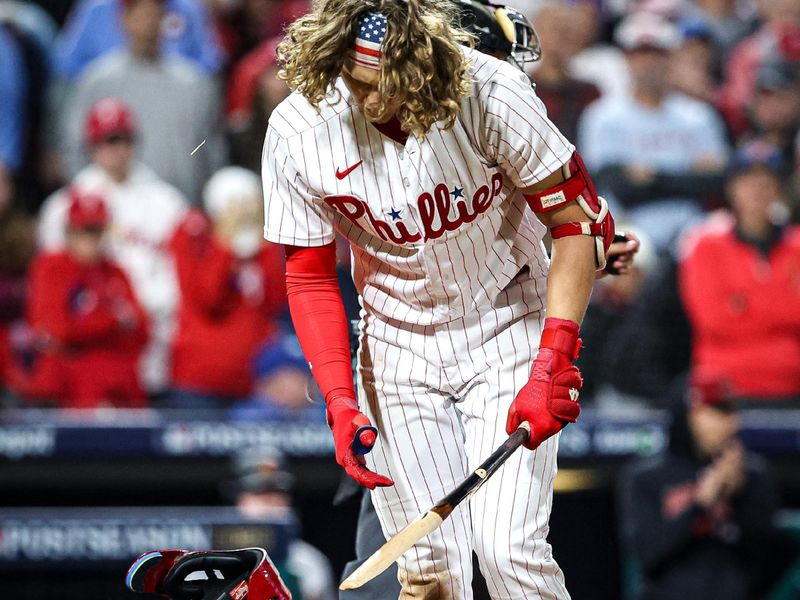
0, 0, 798, 414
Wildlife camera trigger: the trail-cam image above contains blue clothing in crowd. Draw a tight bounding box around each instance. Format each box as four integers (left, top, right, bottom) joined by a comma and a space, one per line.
51, 0, 222, 80
578, 92, 729, 250
229, 402, 327, 423
0, 25, 27, 171
578, 93, 729, 175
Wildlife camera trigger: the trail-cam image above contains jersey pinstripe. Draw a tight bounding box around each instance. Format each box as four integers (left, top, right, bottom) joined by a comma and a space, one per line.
262, 48, 574, 326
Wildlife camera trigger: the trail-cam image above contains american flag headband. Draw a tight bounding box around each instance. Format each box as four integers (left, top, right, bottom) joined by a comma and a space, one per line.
351, 12, 387, 70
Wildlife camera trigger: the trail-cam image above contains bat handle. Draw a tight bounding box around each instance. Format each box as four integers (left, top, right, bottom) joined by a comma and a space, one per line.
351, 425, 378, 455
510, 421, 531, 449
605, 232, 631, 276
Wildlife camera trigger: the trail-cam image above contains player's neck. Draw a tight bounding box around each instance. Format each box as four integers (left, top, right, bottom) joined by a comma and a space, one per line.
371, 115, 409, 145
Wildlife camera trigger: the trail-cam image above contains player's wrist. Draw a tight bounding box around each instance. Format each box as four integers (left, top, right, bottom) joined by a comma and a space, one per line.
539, 317, 581, 362
326, 394, 360, 428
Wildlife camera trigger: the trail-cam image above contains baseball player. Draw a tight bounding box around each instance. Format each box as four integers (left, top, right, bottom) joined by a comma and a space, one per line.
336, 2, 588, 597
262, 1, 631, 597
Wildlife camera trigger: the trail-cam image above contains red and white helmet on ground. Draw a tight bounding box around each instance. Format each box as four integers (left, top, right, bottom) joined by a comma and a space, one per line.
125, 547, 292, 600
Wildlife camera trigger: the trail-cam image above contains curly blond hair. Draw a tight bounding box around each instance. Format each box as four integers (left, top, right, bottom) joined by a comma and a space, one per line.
278, 0, 475, 138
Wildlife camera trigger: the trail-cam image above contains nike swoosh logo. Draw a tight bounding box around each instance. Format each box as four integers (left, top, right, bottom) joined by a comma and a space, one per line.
336, 160, 363, 180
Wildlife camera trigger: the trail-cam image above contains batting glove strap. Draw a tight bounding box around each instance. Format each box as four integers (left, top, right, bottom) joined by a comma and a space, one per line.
325, 394, 360, 429
539, 317, 582, 360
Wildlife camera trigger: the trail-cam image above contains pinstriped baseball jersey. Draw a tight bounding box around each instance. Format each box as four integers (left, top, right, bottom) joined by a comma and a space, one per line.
262, 48, 574, 326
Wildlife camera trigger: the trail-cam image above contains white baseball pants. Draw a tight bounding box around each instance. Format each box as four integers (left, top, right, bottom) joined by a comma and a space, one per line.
356, 277, 570, 600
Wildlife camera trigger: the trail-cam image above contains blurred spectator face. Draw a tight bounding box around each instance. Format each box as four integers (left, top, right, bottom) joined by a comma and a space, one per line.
615, 13, 680, 96
751, 85, 800, 133
250, 335, 315, 411
255, 367, 312, 410
696, 0, 736, 16
688, 403, 739, 458
758, 0, 800, 25
727, 166, 783, 230
237, 490, 291, 518
123, 0, 166, 56
534, 5, 584, 67
67, 227, 106, 264
92, 134, 136, 181
668, 37, 715, 101
204, 167, 264, 258
627, 47, 671, 94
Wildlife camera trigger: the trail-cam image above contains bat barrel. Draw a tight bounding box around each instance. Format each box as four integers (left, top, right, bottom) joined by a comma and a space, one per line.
339, 422, 531, 591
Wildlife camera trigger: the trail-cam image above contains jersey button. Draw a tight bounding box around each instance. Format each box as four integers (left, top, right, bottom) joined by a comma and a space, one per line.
403, 177, 410, 187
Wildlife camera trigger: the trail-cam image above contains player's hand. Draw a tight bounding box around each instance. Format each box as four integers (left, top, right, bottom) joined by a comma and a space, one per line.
507, 318, 583, 450
327, 396, 394, 489
695, 442, 745, 508
599, 231, 640, 278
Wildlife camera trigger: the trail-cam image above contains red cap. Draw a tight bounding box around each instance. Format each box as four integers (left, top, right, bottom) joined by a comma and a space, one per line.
67, 188, 110, 230
85, 97, 138, 146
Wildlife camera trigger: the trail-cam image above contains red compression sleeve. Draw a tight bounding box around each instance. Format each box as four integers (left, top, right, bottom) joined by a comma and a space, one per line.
284, 243, 355, 404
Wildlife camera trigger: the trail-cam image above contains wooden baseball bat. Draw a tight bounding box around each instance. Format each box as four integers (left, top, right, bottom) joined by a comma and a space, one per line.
339, 421, 531, 590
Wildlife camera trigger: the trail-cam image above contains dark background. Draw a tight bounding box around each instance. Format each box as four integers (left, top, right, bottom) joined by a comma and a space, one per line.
2, 446, 798, 599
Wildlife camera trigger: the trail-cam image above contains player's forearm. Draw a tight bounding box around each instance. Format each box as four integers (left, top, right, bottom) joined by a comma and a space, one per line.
284, 244, 356, 404
286, 272, 355, 402
545, 235, 596, 325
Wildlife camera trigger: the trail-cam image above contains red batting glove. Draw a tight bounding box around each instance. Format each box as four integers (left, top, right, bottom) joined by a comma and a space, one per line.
506, 318, 584, 450
327, 396, 394, 489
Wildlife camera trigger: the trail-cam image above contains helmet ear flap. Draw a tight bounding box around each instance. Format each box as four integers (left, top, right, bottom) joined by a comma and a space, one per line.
494, 6, 542, 68
493, 7, 516, 46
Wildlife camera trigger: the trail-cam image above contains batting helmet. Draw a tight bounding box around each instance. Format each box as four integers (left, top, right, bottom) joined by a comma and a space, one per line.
126, 547, 292, 600
455, 0, 541, 69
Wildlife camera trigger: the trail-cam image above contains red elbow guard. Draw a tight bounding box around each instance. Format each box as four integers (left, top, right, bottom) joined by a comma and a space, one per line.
523, 151, 615, 269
